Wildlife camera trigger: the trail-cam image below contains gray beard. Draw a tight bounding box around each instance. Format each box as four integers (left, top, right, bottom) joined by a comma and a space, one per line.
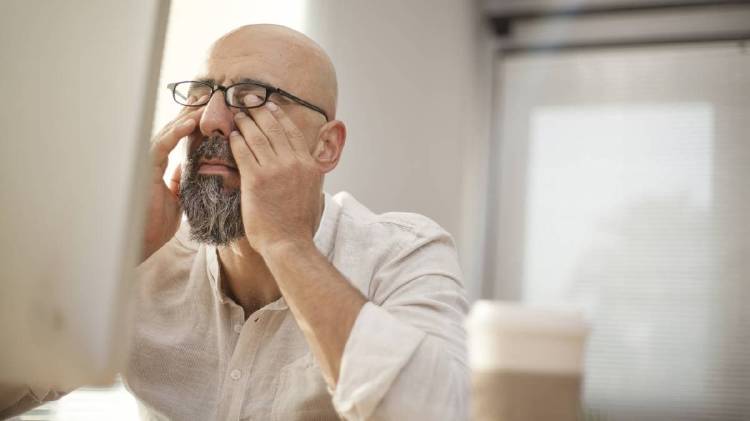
179, 135, 244, 246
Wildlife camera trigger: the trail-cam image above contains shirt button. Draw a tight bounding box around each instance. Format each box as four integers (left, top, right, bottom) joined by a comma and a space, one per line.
230, 369, 242, 380
233, 324, 242, 333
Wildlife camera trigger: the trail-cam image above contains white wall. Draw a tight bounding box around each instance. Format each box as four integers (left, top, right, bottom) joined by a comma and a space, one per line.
306, 1, 494, 300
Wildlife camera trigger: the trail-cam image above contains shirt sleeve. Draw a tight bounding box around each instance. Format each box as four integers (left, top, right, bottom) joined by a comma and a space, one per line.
331, 219, 470, 420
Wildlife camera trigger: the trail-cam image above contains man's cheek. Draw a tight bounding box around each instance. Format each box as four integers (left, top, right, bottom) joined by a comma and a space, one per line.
186, 135, 201, 156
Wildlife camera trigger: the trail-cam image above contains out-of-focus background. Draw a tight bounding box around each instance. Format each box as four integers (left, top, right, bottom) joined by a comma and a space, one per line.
20, 0, 750, 420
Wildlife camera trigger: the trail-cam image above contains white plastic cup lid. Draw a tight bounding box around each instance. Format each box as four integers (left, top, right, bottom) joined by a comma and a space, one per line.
466, 300, 590, 374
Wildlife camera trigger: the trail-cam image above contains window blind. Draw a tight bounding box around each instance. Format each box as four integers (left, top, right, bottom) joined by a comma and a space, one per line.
490, 41, 750, 420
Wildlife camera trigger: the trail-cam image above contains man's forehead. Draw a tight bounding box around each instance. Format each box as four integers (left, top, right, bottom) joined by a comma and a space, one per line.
205, 52, 274, 76
201, 46, 299, 91
193, 76, 274, 88
197, 24, 337, 118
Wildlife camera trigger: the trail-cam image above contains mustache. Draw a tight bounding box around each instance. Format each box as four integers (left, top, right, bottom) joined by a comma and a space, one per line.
187, 135, 238, 172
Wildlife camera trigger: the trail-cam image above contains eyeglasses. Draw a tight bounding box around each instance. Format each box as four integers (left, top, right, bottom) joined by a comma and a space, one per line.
167, 79, 329, 121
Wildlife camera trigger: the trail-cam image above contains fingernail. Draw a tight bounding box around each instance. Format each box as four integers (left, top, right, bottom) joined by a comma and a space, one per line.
230, 130, 239, 137
265, 101, 278, 112
244, 94, 262, 105
234, 111, 246, 119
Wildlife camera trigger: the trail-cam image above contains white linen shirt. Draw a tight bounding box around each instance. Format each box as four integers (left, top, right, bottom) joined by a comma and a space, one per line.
124, 191, 469, 420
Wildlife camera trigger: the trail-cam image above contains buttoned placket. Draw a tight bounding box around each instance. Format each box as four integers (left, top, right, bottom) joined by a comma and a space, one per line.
207, 193, 337, 420
219, 302, 268, 421
207, 246, 270, 421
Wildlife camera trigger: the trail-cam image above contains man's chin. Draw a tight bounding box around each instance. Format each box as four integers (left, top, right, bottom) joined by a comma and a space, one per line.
184, 210, 245, 246
196, 173, 241, 192
188, 229, 244, 247
179, 171, 245, 246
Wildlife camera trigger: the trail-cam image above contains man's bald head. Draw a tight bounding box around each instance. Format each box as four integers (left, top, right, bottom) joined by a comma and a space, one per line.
205, 24, 338, 120
179, 24, 346, 246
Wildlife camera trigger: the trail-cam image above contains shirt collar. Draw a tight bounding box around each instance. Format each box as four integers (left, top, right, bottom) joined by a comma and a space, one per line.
312, 191, 339, 260
204, 191, 340, 306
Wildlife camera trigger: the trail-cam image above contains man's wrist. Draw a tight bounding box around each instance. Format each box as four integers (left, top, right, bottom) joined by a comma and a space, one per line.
259, 237, 318, 262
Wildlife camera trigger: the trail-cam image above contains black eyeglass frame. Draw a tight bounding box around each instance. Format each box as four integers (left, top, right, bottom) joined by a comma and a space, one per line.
167, 79, 330, 121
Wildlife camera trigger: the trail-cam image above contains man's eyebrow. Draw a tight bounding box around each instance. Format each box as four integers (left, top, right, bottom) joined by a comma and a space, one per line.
193, 77, 275, 87
236, 77, 273, 87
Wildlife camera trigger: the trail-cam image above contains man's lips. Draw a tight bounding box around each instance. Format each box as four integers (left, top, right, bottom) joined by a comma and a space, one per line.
197, 159, 238, 174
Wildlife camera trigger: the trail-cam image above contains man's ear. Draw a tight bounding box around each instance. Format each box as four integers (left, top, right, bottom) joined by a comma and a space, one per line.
312, 120, 346, 174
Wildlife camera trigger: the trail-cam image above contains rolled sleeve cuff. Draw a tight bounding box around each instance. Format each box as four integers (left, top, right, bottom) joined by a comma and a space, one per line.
332, 302, 426, 420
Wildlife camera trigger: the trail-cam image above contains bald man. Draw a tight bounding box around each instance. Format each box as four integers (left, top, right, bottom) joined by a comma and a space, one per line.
0, 25, 468, 421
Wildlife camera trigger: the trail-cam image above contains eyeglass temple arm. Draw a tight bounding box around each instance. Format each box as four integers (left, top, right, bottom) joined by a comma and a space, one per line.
277, 88, 329, 121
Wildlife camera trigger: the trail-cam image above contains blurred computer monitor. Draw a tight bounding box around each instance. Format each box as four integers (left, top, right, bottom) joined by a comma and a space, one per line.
0, 0, 169, 388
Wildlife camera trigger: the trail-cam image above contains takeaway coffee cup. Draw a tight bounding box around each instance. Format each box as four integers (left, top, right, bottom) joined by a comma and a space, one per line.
466, 301, 589, 421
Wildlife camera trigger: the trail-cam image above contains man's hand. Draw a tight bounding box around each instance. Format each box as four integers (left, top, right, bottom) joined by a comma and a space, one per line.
141, 104, 204, 262
228, 95, 324, 255
229, 95, 364, 386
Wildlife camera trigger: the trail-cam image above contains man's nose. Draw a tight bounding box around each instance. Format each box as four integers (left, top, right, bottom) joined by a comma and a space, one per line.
199, 90, 235, 139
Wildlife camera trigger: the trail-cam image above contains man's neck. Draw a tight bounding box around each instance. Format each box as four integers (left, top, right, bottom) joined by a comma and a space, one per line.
217, 239, 281, 318
215, 192, 326, 317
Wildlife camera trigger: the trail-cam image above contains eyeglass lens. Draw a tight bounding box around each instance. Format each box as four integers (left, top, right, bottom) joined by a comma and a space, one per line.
173, 81, 268, 107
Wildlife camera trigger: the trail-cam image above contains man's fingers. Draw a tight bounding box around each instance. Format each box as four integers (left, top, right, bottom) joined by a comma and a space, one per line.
268, 103, 310, 156
244, 95, 294, 157
233, 110, 274, 165
149, 95, 207, 167
151, 96, 206, 140
229, 130, 260, 170
167, 164, 182, 196
150, 118, 196, 171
